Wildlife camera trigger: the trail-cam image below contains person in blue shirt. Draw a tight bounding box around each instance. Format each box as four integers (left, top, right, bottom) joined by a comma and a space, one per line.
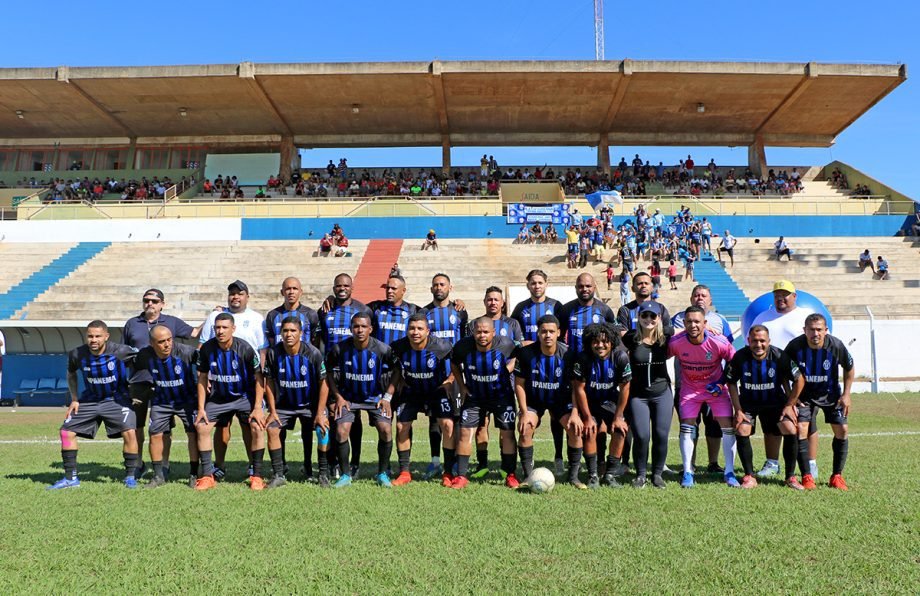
368, 275, 422, 346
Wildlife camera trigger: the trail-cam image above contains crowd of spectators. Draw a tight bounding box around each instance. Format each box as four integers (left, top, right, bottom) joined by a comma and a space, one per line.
829, 167, 873, 196
317, 223, 350, 257
39, 176, 191, 203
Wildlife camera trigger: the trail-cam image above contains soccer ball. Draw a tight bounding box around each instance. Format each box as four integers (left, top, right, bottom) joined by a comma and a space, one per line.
529, 467, 556, 494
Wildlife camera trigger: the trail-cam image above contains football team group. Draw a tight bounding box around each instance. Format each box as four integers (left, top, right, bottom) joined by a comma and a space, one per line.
48, 269, 854, 492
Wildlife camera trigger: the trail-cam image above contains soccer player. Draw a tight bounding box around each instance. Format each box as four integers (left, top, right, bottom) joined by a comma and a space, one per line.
368, 274, 422, 345
668, 306, 739, 488
325, 312, 397, 488
510, 269, 566, 475
194, 313, 266, 491
263, 317, 330, 488
132, 325, 199, 488
49, 320, 140, 489
557, 273, 619, 355
726, 325, 805, 489
450, 316, 519, 489
513, 315, 583, 485
569, 323, 631, 489
785, 313, 855, 490
388, 313, 454, 486
616, 271, 673, 335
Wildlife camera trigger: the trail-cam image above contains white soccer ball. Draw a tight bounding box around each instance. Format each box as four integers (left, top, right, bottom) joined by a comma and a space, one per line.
529, 467, 556, 494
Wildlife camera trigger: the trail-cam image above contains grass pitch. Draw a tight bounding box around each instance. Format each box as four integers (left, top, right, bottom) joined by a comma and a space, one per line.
1, 394, 918, 594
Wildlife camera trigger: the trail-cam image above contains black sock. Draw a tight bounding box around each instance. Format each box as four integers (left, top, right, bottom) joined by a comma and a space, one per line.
568, 447, 583, 483
124, 452, 139, 479
443, 448, 456, 475
622, 431, 632, 467
457, 454, 470, 477
606, 455, 621, 474
200, 450, 214, 476
189, 461, 199, 477
550, 417, 564, 460
62, 449, 78, 480
302, 427, 314, 476
782, 435, 798, 479
350, 418, 363, 467
429, 425, 441, 459
832, 437, 848, 475
397, 449, 411, 473
317, 450, 329, 477
586, 453, 598, 477
596, 432, 608, 466
152, 460, 164, 480
519, 445, 535, 478
797, 435, 810, 476
269, 448, 284, 477
378, 440, 393, 475
736, 435, 754, 476
336, 440, 350, 476
500, 452, 517, 477
250, 448, 265, 477
279, 428, 287, 464
476, 448, 488, 468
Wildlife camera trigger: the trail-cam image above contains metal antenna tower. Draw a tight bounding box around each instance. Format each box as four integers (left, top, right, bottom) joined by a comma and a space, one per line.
594, 0, 605, 61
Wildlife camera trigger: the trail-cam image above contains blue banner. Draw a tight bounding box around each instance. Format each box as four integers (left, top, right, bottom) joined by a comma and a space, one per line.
507, 203, 571, 225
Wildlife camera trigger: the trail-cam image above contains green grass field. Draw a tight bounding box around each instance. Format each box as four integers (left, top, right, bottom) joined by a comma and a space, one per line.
2, 394, 919, 594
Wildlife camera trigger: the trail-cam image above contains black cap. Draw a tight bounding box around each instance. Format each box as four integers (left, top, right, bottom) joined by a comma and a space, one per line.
227, 280, 249, 293
143, 288, 164, 300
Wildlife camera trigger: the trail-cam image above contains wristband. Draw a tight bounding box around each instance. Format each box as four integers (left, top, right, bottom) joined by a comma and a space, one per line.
382, 392, 393, 403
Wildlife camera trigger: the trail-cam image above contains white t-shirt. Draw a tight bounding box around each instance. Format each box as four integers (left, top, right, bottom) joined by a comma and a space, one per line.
751, 306, 811, 349
199, 307, 267, 356
0, 329, 5, 398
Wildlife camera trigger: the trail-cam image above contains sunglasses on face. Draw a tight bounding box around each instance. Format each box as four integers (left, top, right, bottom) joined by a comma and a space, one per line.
143, 298, 162, 304
639, 312, 658, 319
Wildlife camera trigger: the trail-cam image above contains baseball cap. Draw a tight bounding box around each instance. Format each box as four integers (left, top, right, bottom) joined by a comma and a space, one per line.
773, 280, 796, 293
143, 288, 164, 301
637, 301, 663, 316
227, 280, 249, 293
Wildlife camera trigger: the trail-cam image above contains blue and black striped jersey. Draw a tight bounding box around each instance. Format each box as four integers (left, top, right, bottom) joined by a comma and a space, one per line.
132, 343, 198, 407
468, 316, 523, 344
451, 336, 517, 402
423, 302, 468, 345
785, 334, 853, 407
265, 304, 321, 347
570, 349, 632, 405
558, 299, 618, 354
326, 337, 395, 404
726, 345, 800, 408
318, 300, 372, 353
198, 338, 260, 403
616, 300, 673, 334
390, 335, 452, 399
263, 341, 326, 409
67, 341, 136, 403
368, 300, 422, 345
510, 297, 562, 343
513, 342, 570, 407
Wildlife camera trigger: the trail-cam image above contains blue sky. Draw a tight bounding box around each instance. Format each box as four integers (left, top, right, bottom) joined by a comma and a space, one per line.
2, 0, 916, 197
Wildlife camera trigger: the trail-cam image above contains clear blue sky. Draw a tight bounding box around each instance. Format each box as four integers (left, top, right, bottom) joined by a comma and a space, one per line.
2, 0, 916, 197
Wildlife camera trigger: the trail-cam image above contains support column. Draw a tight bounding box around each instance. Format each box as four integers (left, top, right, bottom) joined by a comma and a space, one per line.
597, 134, 610, 176
748, 136, 767, 177
279, 136, 295, 182
126, 137, 138, 171
441, 137, 451, 175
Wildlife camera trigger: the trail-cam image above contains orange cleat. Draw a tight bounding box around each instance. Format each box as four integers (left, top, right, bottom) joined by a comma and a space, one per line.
785, 476, 805, 491
828, 473, 849, 491
505, 473, 521, 489
450, 475, 469, 490
441, 474, 454, 488
392, 471, 412, 486
741, 474, 758, 489
250, 476, 265, 491
801, 473, 817, 490
194, 475, 216, 491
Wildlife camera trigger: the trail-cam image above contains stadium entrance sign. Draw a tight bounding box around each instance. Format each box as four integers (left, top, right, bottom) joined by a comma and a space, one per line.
507, 203, 571, 225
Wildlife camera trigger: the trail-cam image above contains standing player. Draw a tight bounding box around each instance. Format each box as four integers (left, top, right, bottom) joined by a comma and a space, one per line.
49, 321, 140, 489
726, 325, 805, 489
785, 314, 855, 490
510, 269, 565, 476
368, 274, 422, 345
388, 313, 454, 486
193, 313, 266, 491
450, 316, 519, 489
668, 306, 739, 488
132, 325, 199, 488
263, 317, 330, 488
558, 273, 619, 355
325, 313, 397, 488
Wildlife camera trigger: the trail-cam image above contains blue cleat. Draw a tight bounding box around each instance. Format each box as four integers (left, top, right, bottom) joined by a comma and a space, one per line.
47, 477, 80, 490
124, 476, 138, 489
376, 472, 393, 488
724, 472, 741, 488
680, 471, 695, 488
333, 474, 352, 489
423, 462, 443, 480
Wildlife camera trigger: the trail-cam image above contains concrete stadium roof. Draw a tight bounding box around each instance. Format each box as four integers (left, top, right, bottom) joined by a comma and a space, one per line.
0, 60, 906, 148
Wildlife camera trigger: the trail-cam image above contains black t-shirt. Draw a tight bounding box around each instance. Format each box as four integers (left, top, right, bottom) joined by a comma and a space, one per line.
726, 345, 801, 408
263, 341, 326, 409
570, 348, 632, 406
326, 337, 395, 404
451, 336, 517, 402
784, 334, 853, 406
621, 330, 672, 398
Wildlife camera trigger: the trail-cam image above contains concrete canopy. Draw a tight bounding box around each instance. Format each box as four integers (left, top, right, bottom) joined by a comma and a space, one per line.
0, 60, 905, 149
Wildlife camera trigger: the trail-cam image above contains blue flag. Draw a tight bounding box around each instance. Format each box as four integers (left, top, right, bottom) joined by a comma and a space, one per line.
585, 190, 623, 211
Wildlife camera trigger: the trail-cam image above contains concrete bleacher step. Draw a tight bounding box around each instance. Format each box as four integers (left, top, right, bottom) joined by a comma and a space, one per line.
691, 253, 750, 319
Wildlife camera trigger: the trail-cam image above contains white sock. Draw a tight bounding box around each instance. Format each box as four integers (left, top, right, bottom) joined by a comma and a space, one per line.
721, 428, 737, 474
679, 424, 695, 473
766, 458, 779, 467
430, 456, 440, 466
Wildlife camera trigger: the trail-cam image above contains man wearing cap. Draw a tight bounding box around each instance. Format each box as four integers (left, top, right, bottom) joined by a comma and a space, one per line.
423, 229, 438, 250
123, 289, 199, 479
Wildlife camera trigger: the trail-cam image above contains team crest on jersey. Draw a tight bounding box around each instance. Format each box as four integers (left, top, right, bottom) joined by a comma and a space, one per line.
823, 360, 831, 370
767, 368, 775, 378
107, 361, 115, 371
555, 367, 563, 378
279, 366, 285, 373
523, 311, 530, 318
300, 365, 308, 376
368, 358, 376, 369
401, 311, 408, 319
499, 328, 507, 336
174, 364, 182, 375
607, 368, 614, 378
152, 368, 159, 374
592, 314, 600, 323
449, 315, 457, 324
493, 359, 501, 370
547, 308, 554, 315
231, 360, 238, 370
427, 356, 436, 369
705, 351, 712, 361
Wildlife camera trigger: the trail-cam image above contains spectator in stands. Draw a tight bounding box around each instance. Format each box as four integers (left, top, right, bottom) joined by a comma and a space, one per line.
774, 236, 793, 261
255, 187, 266, 199
717, 229, 738, 267
233, 187, 244, 199
858, 249, 875, 273
619, 267, 631, 306
334, 234, 349, 257
876, 256, 889, 280
546, 222, 558, 244
421, 229, 438, 251
649, 259, 662, 294
530, 222, 545, 244
319, 234, 333, 257
516, 224, 530, 244
911, 211, 920, 237
667, 259, 679, 290
389, 262, 402, 277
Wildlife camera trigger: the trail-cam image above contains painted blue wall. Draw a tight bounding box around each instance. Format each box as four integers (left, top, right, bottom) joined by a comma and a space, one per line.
242, 215, 911, 240
1, 354, 70, 401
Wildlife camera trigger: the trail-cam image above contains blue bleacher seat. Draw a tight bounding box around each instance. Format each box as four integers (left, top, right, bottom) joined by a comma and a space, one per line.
21, 377, 68, 407
13, 379, 38, 405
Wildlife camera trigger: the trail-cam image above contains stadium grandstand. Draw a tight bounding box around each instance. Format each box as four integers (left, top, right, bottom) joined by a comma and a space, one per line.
0, 58, 915, 406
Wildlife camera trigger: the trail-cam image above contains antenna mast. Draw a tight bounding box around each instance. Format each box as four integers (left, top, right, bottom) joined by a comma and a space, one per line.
594, 0, 605, 61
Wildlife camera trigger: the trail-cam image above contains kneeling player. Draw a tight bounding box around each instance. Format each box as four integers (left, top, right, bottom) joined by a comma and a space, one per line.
50, 320, 140, 489
388, 313, 454, 486
726, 325, 804, 489
133, 325, 200, 488
569, 323, 631, 489
194, 313, 266, 491
263, 317, 330, 488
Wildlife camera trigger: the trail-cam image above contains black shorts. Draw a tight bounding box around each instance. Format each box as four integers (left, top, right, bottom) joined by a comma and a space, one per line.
459, 400, 515, 430
588, 400, 617, 429
719, 247, 734, 257
527, 400, 573, 422
202, 397, 253, 427
270, 408, 315, 430
797, 402, 847, 426
149, 403, 196, 434
336, 401, 392, 427
739, 405, 786, 436
129, 383, 154, 428
61, 400, 136, 439
396, 393, 455, 422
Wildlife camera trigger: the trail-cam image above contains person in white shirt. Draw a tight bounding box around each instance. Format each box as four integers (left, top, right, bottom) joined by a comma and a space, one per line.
774, 236, 792, 261
717, 230, 738, 267
857, 249, 875, 273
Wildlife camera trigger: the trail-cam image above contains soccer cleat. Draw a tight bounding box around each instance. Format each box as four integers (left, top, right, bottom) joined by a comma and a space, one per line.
124, 476, 138, 489
587, 474, 600, 489
283, 463, 290, 476
504, 473, 521, 489
756, 460, 780, 478
651, 474, 666, 489
661, 464, 676, 475
554, 457, 565, 477
450, 475, 469, 490
632, 476, 647, 489
441, 474, 454, 488
213, 466, 226, 482
376, 472, 393, 488
423, 462, 443, 480
267, 476, 287, 489
603, 472, 622, 488
706, 462, 725, 475
145, 476, 167, 489
571, 479, 588, 490
724, 472, 741, 488
188, 474, 197, 489
334, 474, 352, 489
249, 476, 265, 491
303, 475, 317, 485
331, 464, 341, 480
317, 474, 331, 488
680, 472, 695, 488
47, 477, 80, 490
350, 464, 360, 479
801, 474, 817, 490
608, 462, 629, 478
162, 466, 170, 481
470, 464, 490, 479
740, 474, 758, 489
194, 475, 217, 491
135, 461, 147, 478
828, 473, 849, 491
392, 471, 412, 486
785, 476, 805, 491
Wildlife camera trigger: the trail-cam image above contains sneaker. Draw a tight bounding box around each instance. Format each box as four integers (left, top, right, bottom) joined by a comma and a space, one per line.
632, 476, 647, 489
740, 474, 758, 489
441, 474, 454, 488
350, 464, 360, 479
135, 461, 147, 478
587, 474, 600, 489
213, 466, 226, 482
571, 479, 588, 490
706, 462, 725, 475
661, 464, 676, 475
724, 472, 741, 488
376, 472, 393, 488
651, 474, 666, 489
450, 475, 469, 490
334, 474, 352, 489
194, 475, 217, 491
250, 476, 265, 491
283, 463, 290, 476
332, 464, 341, 480
680, 471, 695, 488
756, 460, 780, 478
423, 462, 443, 480
392, 471, 412, 486
608, 462, 629, 478
554, 457, 565, 477
603, 472, 622, 488
828, 473, 849, 491
785, 476, 805, 491
145, 476, 167, 489
504, 473, 520, 489
188, 474, 197, 489
47, 477, 80, 490
470, 464, 489, 479
318, 474, 331, 488
124, 476, 138, 489
267, 476, 287, 489
801, 473, 817, 490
